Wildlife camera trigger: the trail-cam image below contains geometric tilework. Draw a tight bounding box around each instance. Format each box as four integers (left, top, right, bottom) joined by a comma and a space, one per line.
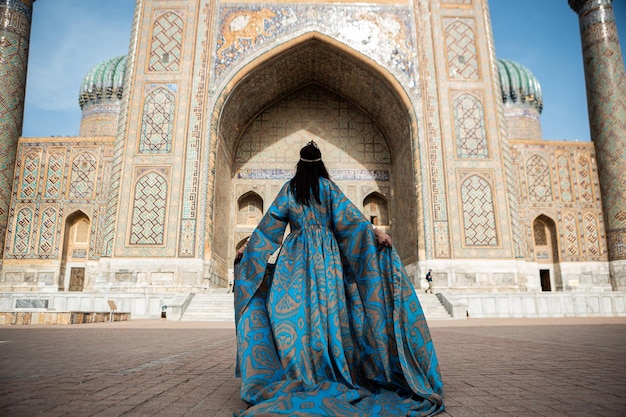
4, 139, 112, 262
69, 153, 97, 199
578, 0, 626, 258
100, 4, 142, 258
13, 207, 32, 254
556, 155, 573, 202
44, 152, 64, 199
19, 151, 40, 199
38, 207, 57, 254
526, 154, 552, 202
139, 87, 175, 154
0, 1, 33, 260
461, 175, 498, 246
562, 212, 580, 257
178, 218, 195, 257
583, 212, 600, 257
149, 11, 183, 72
571, 0, 626, 264
130, 172, 167, 245
576, 155, 593, 203
444, 18, 479, 80
454, 93, 488, 158
513, 141, 606, 263
414, 6, 449, 258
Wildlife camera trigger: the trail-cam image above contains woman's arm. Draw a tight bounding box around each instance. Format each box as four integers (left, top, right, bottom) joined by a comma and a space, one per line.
373, 226, 392, 247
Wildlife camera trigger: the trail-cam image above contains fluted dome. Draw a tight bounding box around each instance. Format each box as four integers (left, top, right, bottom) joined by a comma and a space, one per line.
78, 55, 127, 109
78, 56, 127, 137
497, 59, 543, 113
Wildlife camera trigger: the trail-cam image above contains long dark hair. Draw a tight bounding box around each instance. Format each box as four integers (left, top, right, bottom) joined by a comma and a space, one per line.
290, 141, 330, 205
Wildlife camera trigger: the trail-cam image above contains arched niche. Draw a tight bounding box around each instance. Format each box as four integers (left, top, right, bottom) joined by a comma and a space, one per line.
363, 192, 389, 226
60, 211, 91, 292
208, 33, 422, 281
237, 191, 264, 226
532, 214, 562, 291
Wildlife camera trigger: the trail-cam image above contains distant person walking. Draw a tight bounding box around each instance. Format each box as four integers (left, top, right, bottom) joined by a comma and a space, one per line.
425, 269, 434, 294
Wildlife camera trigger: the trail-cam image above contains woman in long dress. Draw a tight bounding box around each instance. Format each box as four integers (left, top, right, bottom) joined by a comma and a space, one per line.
234, 141, 444, 416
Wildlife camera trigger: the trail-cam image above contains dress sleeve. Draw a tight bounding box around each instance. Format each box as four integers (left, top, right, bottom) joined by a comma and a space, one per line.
234, 182, 290, 321
328, 180, 378, 272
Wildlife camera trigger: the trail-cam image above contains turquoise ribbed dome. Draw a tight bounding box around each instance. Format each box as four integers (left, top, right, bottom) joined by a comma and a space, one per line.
78, 55, 127, 109
497, 59, 543, 113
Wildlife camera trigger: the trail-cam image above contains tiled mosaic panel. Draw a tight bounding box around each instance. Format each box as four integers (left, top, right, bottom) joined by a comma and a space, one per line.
0, 0, 33, 259
556, 155, 573, 202
237, 168, 389, 182
148, 10, 183, 72
454, 93, 488, 158
575, 0, 626, 260
13, 207, 32, 254
101, 0, 143, 257
512, 143, 606, 262
129, 171, 168, 245
461, 175, 498, 246
562, 212, 580, 257
575, 155, 593, 203
214, 5, 416, 84
139, 86, 176, 154
38, 207, 57, 254
526, 155, 552, 202
44, 151, 65, 199
444, 18, 479, 80
69, 152, 97, 199
5, 140, 113, 260
19, 150, 40, 199
583, 211, 600, 257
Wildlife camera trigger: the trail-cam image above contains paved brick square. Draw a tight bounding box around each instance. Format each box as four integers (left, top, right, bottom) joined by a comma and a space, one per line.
1, 317, 625, 416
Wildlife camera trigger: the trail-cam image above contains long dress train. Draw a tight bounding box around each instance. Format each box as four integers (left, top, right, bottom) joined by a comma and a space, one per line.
234, 178, 444, 416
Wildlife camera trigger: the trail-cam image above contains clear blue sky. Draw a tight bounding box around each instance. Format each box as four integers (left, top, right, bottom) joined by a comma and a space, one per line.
22, 1, 626, 142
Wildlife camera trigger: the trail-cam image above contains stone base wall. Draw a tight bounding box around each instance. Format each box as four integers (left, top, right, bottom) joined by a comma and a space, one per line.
440, 292, 626, 319
0, 258, 210, 293
0, 311, 130, 325
610, 259, 626, 290
420, 259, 612, 293
0, 292, 181, 320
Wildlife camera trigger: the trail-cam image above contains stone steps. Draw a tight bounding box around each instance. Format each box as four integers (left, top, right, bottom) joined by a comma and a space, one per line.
417, 293, 453, 320
180, 290, 451, 321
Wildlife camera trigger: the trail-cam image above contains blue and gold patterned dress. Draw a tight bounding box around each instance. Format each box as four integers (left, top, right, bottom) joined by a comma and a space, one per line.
234, 178, 444, 416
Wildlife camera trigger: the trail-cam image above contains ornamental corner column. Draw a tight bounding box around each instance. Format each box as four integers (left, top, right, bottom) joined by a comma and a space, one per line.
569, 0, 626, 289
0, 0, 35, 265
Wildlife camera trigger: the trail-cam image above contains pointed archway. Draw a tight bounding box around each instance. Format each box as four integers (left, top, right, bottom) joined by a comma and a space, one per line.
533, 215, 562, 291
207, 34, 422, 281
59, 211, 91, 291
